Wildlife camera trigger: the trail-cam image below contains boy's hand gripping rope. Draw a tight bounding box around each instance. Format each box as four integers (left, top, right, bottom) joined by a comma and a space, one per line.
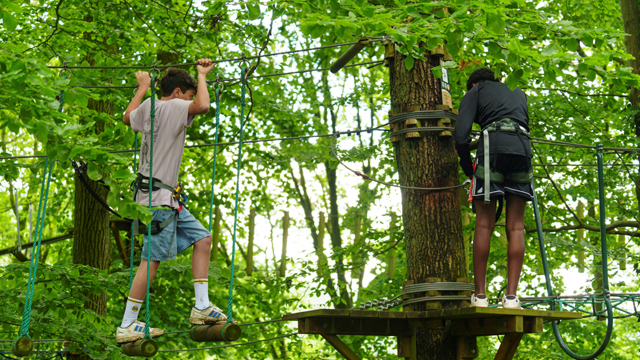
221, 67, 247, 339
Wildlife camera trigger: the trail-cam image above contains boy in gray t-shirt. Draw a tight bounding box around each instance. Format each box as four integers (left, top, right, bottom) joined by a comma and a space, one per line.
116, 59, 230, 344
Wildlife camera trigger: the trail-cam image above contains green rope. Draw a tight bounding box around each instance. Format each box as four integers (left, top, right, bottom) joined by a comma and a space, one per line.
17, 91, 61, 338
129, 132, 139, 289
207, 88, 222, 233
143, 76, 156, 340
222, 67, 247, 338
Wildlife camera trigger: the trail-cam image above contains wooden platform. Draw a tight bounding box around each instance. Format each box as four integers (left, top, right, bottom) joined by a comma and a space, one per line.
283, 307, 581, 360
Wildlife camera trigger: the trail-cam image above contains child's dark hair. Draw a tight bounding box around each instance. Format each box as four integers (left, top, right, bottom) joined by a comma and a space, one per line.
466, 68, 497, 90
160, 68, 197, 96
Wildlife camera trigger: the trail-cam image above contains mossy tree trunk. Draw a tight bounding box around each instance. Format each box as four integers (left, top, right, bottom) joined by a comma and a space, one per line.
619, 0, 640, 215
389, 47, 468, 359
72, 99, 113, 320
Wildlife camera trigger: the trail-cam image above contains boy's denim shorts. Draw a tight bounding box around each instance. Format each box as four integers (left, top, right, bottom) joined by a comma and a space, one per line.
141, 207, 211, 261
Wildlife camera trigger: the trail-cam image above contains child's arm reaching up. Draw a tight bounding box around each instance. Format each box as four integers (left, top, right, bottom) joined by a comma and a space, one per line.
123, 71, 151, 126
189, 58, 216, 116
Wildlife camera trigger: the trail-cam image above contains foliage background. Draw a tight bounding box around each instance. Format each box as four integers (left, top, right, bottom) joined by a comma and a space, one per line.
0, 0, 639, 359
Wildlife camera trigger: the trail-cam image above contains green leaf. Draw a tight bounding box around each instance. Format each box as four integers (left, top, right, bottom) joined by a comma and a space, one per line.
75, 93, 88, 108
3, 11, 17, 31
541, 44, 559, 56
404, 55, 414, 71
486, 14, 505, 35
247, 3, 261, 20
506, 73, 518, 90
87, 163, 102, 181
578, 63, 588, 74
513, 69, 523, 79
406, 6, 421, 18
566, 38, 578, 52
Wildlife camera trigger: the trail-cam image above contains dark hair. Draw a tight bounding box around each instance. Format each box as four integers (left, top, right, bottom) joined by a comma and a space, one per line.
466, 68, 496, 91
160, 68, 197, 97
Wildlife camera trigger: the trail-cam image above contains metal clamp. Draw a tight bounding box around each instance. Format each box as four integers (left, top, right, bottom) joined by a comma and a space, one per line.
214, 74, 225, 96
148, 60, 162, 79
59, 61, 72, 79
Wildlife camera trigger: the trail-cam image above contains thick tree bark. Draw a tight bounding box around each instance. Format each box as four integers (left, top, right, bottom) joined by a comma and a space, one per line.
72, 99, 114, 319
619, 0, 640, 214
389, 48, 467, 359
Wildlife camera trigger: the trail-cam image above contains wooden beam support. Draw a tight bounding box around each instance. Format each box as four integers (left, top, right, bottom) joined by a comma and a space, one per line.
110, 222, 128, 264
246, 208, 255, 276
493, 333, 524, 360
210, 206, 221, 262
451, 316, 524, 337
279, 211, 289, 277
321, 334, 362, 360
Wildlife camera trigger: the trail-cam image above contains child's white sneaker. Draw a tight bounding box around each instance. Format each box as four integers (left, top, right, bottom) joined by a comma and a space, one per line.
501, 295, 522, 309
470, 293, 489, 307
190, 302, 233, 325
116, 320, 164, 344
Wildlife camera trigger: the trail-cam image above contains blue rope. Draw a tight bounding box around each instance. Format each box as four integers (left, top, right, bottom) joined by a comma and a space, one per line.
222, 67, 247, 338
129, 132, 138, 289
207, 88, 222, 234
143, 76, 156, 340
16, 91, 61, 338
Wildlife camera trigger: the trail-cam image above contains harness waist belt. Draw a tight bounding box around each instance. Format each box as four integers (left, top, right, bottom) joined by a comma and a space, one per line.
477, 118, 532, 204
131, 173, 187, 235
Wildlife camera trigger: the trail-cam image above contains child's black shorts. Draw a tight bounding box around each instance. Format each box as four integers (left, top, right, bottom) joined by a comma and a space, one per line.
472, 154, 534, 201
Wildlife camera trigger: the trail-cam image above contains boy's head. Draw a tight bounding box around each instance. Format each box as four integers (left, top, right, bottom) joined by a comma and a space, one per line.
160, 68, 197, 100
467, 68, 497, 90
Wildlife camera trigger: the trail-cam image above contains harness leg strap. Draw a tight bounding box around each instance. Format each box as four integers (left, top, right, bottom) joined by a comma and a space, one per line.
483, 130, 491, 204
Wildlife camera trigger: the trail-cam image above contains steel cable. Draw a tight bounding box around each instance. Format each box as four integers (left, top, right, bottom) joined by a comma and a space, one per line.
157, 333, 297, 353
48, 40, 382, 70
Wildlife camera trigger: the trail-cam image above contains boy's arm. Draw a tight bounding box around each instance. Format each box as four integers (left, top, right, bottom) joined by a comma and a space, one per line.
123, 72, 151, 126
188, 58, 216, 116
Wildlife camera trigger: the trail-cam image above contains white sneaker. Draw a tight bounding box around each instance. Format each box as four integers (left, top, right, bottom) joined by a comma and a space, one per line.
470, 293, 489, 308
116, 320, 164, 344
502, 295, 522, 309
189, 302, 235, 325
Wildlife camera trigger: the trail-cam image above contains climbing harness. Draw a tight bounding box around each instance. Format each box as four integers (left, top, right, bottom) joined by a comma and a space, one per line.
11, 92, 60, 357
470, 118, 533, 221
532, 143, 613, 360
70, 160, 180, 237
221, 66, 248, 339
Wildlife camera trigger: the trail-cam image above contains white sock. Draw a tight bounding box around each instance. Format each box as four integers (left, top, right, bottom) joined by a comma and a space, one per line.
121, 297, 143, 328
193, 278, 209, 310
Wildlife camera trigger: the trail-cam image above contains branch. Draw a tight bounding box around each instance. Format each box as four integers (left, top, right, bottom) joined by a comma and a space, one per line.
24, 0, 64, 53
529, 88, 628, 98
123, 0, 178, 54
532, 144, 583, 225
526, 220, 640, 237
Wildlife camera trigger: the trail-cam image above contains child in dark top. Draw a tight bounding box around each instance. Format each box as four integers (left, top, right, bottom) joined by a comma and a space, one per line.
455, 68, 533, 309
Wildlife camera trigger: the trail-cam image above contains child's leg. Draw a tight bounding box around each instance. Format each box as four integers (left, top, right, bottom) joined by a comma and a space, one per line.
472, 199, 497, 296
504, 194, 526, 296
192, 236, 212, 309
121, 260, 160, 328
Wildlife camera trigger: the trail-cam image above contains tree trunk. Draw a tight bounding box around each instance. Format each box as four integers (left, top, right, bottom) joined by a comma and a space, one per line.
389, 48, 467, 359
619, 0, 640, 215
72, 99, 114, 319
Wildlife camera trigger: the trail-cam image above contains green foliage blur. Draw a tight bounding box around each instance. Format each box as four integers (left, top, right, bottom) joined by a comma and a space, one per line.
0, 0, 639, 359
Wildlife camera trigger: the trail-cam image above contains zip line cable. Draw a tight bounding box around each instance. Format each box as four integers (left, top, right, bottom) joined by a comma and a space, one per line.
71, 60, 385, 89
48, 40, 383, 71
157, 333, 297, 353
3, 125, 640, 162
